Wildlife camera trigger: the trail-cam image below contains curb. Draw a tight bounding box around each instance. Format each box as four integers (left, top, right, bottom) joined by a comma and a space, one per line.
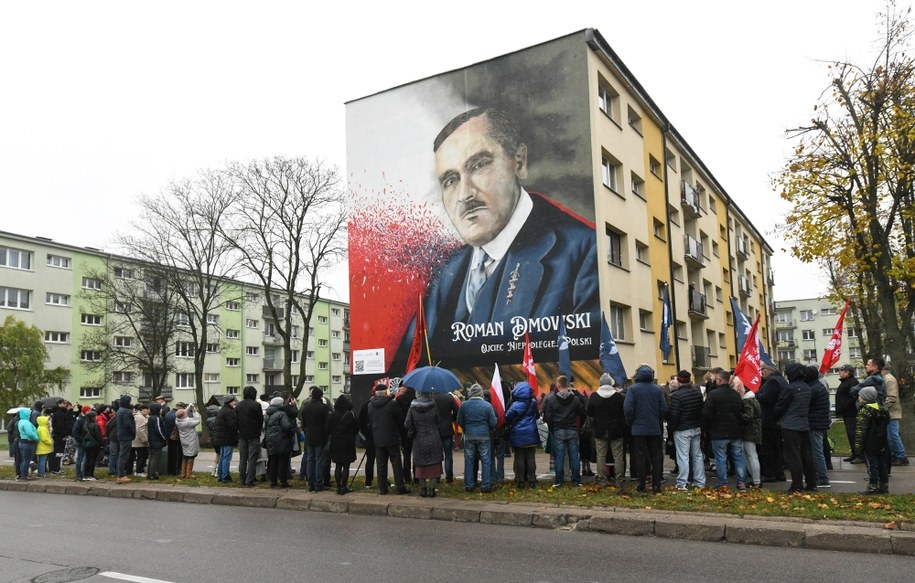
2, 479, 912, 556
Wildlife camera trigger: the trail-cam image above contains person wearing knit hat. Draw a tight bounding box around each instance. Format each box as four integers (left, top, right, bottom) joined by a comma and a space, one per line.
264, 395, 294, 488
456, 382, 498, 492
854, 386, 890, 494
588, 372, 625, 486
669, 367, 706, 491
676, 370, 691, 384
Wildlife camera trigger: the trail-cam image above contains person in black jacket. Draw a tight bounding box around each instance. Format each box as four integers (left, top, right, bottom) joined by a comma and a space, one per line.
432, 390, 460, 483
395, 386, 417, 484
702, 370, 747, 492
50, 400, 73, 474
669, 371, 706, 490
775, 363, 817, 494
367, 384, 410, 495
834, 364, 861, 462
115, 395, 136, 483
212, 396, 239, 483
300, 387, 331, 492
326, 395, 358, 495
358, 393, 377, 489
805, 366, 831, 488
235, 386, 264, 487
756, 362, 788, 482
146, 403, 168, 480
587, 373, 626, 487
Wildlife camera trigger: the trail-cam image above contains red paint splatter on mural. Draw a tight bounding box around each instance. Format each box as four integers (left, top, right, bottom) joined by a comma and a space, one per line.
349, 178, 461, 370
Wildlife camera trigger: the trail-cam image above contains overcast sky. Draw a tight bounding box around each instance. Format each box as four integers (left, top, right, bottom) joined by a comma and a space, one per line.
0, 0, 892, 302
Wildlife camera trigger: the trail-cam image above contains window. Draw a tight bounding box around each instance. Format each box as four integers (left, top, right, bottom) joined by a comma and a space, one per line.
227, 358, 239, 367
246, 319, 258, 329
305, 375, 315, 382
627, 105, 643, 135
114, 267, 133, 279
0, 246, 32, 270
291, 350, 300, 363
204, 373, 220, 383
715, 286, 723, 303
244, 292, 258, 302
708, 197, 717, 214
712, 240, 720, 257
332, 308, 341, 316
821, 307, 838, 315
45, 331, 69, 343
226, 386, 240, 395
246, 346, 260, 356
847, 327, 859, 338
778, 350, 795, 362
638, 310, 652, 332
246, 373, 259, 383
81, 277, 102, 290
318, 339, 328, 347
849, 347, 862, 359
776, 330, 794, 342
0, 287, 31, 309
207, 314, 219, 325
46, 254, 70, 269
665, 148, 677, 170
609, 303, 628, 341
226, 329, 239, 339
309, 327, 315, 336
775, 311, 792, 324
45, 292, 70, 306
597, 81, 619, 121
822, 328, 833, 337
113, 371, 133, 384
318, 315, 328, 324
176, 373, 195, 388
635, 240, 649, 265
114, 336, 133, 348
800, 310, 815, 321
649, 156, 662, 179
80, 350, 101, 362
802, 349, 817, 360
802, 329, 815, 341
291, 325, 300, 338
318, 362, 328, 370
601, 155, 620, 193
306, 351, 314, 359
175, 342, 194, 357
630, 172, 645, 198
332, 375, 342, 383
653, 218, 666, 241
177, 312, 190, 327
719, 332, 727, 348
80, 386, 101, 399
332, 352, 341, 361
605, 226, 625, 268
206, 343, 219, 353
81, 313, 102, 326
112, 301, 128, 314
225, 301, 240, 311
331, 330, 341, 338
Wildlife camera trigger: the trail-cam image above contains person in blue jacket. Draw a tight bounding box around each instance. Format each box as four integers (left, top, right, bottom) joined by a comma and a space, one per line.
17, 408, 39, 480
504, 381, 540, 489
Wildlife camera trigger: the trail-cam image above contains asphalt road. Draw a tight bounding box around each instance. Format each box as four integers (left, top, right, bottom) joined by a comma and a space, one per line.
0, 492, 911, 583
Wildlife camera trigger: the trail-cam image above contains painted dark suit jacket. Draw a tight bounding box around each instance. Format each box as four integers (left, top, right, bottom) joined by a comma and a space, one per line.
395, 192, 599, 371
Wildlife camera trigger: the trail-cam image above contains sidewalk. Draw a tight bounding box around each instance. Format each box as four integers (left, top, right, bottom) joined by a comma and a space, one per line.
2, 465, 914, 557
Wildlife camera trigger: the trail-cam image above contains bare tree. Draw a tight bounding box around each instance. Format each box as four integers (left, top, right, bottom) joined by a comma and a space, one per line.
78, 262, 181, 400
122, 171, 240, 436
224, 157, 346, 398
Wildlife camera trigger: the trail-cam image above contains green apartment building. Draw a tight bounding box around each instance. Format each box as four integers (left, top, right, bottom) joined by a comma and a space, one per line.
0, 230, 350, 407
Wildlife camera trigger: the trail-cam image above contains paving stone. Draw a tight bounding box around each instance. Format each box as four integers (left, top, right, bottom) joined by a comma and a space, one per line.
890, 531, 915, 556
388, 503, 433, 520
156, 490, 185, 502
308, 499, 349, 513
479, 508, 533, 527
65, 484, 91, 496
182, 491, 215, 504
27, 482, 47, 493
588, 513, 654, 536
347, 500, 389, 516
432, 505, 481, 523
275, 497, 311, 511
212, 492, 277, 508
108, 487, 134, 499
133, 488, 160, 500
84, 486, 111, 497
4, 481, 29, 492
532, 509, 593, 529
723, 518, 805, 548
655, 515, 725, 542
805, 525, 894, 554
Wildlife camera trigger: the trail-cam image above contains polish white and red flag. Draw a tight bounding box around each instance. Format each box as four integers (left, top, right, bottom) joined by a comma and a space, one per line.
735, 314, 763, 392
820, 299, 851, 374
489, 364, 506, 428
522, 332, 538, 391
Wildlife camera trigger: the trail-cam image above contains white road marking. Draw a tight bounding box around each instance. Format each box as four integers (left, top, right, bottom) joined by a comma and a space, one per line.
99, 571, 176, 583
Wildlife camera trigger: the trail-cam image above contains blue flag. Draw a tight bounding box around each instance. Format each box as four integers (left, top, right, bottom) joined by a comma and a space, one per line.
730, 296, 774, 367
600, 312, 628, 386
557, 315, 572, 378
659, 283, 673, 361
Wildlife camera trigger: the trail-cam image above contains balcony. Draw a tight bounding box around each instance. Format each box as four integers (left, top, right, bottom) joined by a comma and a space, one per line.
778, 340, 797, 349
767, 268, 775, 286
684, 235, 705, 267
736, 238, 750, 261
262, 358, 283, 372
138, 386, 172, 402
775, 320, 795, 329
681, 182, 701, 218
687, 287, 708, 319
738, 275, 751, 298
691, 345, 711, 368
262, 334, 283, 346
263, 305, 285, 320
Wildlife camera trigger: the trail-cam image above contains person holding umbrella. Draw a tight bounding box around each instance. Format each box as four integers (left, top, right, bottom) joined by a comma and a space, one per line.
404, 386, 444, 497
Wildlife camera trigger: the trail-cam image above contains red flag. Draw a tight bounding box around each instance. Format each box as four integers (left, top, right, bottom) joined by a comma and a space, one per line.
489, 364, 506, 428
522, 332, 538, 391
735, 314, 763, 392
405, 294, 426, 373
820, 299, 851, 374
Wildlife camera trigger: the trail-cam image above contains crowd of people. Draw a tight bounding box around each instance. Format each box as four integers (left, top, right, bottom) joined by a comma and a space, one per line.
6, 357, 907, 498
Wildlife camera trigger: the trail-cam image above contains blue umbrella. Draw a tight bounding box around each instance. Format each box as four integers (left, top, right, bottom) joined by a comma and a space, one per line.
401, 366, 462, 394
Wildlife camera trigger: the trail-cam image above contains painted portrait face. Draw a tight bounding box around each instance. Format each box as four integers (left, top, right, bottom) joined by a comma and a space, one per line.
435, 114, 527, 247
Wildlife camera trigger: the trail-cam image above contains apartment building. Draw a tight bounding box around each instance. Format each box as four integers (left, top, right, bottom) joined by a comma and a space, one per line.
0, 230, 350, 406
346, 29, 774, 391
773, 298, 863, 389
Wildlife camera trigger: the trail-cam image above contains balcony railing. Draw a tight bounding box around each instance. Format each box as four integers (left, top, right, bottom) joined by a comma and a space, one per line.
684, 235, 704, 267
736, 238, 750, 261
687, 288, 708, 318
262, 358, 283, 371
738, 275, 751, 297
691, 345, 711, 368
263, 305, 285, 320
681, 182, 701, 218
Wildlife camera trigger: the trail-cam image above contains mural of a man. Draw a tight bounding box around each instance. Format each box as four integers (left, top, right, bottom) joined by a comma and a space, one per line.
396, 107, 599, 370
